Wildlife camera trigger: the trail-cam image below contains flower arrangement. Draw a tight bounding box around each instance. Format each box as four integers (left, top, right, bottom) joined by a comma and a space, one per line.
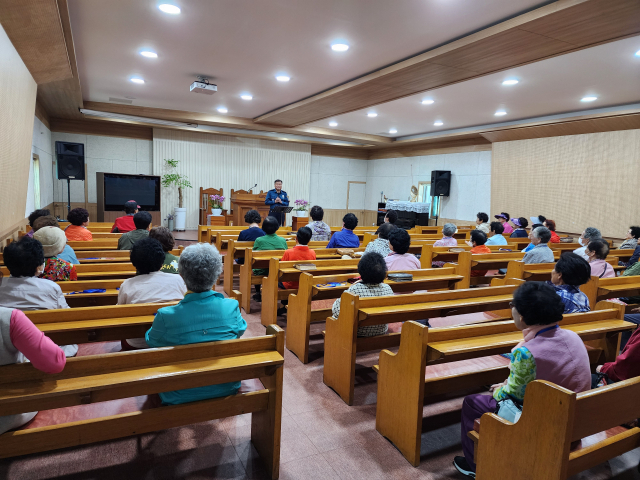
294, 199, 309, 211
209, 194, 225, 209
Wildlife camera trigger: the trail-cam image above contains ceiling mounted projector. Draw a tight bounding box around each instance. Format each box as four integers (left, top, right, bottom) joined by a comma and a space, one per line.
190, 77, 217, 95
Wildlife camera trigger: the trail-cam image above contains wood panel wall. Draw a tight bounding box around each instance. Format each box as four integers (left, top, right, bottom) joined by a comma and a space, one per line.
0, 24, 37, 240
491, 129, 640, 239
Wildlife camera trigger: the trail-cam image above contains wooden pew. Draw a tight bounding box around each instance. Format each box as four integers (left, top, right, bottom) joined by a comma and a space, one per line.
199, 225, 291, 245
0, 262, 137, 281
67, 239, 120, 251
363, 232, 469, 246
261, 257, 364, 326
375, 302, 634, 466
238, 249, 360, 314
418, 244, 520, 270
583, 275, 640, 309
59, 279, 125, 308
73, 247, 182, 263
25, 302, 177, 345
85, 232, 122, 239
454, 251, 526, 288
223, 239, 334, 296
214, 230, 292, 252
324, 285, 523, 405
286, 268, 465, 363
470, 375, 640, 479
0, 325, 285, 479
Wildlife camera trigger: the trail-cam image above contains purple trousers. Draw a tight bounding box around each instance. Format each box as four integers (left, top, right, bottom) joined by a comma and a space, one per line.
461, 393, 497, 472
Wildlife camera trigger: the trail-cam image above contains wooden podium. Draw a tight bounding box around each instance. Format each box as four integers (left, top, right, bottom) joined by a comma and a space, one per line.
230, 189, 270, 226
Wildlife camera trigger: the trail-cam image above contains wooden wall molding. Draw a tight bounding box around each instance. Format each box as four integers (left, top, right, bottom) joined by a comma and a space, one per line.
481, 112, 640, 143
368, 138, 491, 160
34, 100, 50, 129
310, 144, 369, 160
254, 0, 640, 127
50, 117, 153, 140
0, 0, 72, 84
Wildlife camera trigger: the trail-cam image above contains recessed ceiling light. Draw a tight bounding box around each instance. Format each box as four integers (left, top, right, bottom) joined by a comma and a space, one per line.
434, 121, 443, 126
240, 94, 253, 100
367, 112, 378, 118
217, 107, 228, 113
329, 121, 338, 127
130, 77, 145, 84
494, 110, 507, 116
331, 43, 349, 52
275, 75, 290, 82
140, 50, 158, 58
421, 99, 434, 105
158, 4, 180, 14
389, 129, 398, 134
635, 50, 640, 57
502, 79, 519, 86
581, 96, 598, 102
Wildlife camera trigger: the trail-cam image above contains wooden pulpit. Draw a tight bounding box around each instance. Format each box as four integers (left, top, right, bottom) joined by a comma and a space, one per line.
230, 189, 270, 226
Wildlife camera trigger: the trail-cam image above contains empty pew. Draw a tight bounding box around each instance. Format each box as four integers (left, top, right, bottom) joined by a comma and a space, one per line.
286, 268, 465, 363
375, 302, 634, 466
323, 285, 522, 405
25, 302, 177, 345
261, 257, 363, 326
59, 279, 125, 307
223, 239, 334, 296
470, 376, 640, 479
0, 325, 285, 479
238, 249, 360, 314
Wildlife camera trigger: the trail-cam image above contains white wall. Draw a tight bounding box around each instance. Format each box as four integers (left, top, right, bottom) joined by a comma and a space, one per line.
153, 128, 311, 229
309, 156, 368, 209
26, 116, 54, 216
50, 133, 152, 204
309, 151, 491, 222
365, 151, 491, 221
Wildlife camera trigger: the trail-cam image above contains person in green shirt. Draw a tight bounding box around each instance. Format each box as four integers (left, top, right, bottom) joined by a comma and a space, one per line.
117, 211, 152, 250
149, 226, 179, 274
251, 216, 287, 300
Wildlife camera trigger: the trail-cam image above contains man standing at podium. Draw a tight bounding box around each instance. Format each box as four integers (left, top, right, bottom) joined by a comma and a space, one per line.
265, 179, 289, 226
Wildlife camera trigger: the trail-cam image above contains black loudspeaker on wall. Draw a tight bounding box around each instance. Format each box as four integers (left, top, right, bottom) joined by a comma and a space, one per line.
430, 170, 451, 196
56, 141, 85, 180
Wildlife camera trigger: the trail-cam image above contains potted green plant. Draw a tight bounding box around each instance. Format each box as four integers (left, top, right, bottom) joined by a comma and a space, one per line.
161, 159, 192, 231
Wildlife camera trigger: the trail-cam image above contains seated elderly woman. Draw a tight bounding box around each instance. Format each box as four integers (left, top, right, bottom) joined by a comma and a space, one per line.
0, 306, 66, 434
64, 208, 93, 241
119, 238, 187, 350
32, 215, 78, 264
620, 226, 640, 250
26, 208, 51, 238
385, 229, 421, 270
434, 223, 458, 247
365, 222, 396, 257
548, 252, 591, 313
237, 209, 265, 242
475, 212, 490, 234
585, 238, 615, 278
522, 227, 554, 264
454, 282, 591, 478
306, 205, 332, 241
33, 226, 77, 281
149, 226, 179, 273
145, 243, 247, 405
543, 219, 561, 243
509, 217, 529, 238
0, 237, 70, 311
485, 221, 507, 246
332, 252, 393, 337
573, 227, 601, 261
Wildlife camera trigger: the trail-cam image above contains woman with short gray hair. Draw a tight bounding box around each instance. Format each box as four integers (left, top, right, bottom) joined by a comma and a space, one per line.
523, 227, 555, 264
145, 243, 247, 405
574, 227, 602, 261
433, 223, 458, 267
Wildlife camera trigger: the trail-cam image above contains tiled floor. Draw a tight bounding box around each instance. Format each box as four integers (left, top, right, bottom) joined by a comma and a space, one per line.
2, 273, 640, 479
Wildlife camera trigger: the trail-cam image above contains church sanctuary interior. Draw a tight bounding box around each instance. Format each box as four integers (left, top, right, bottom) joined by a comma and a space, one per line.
3, 0, 640, 478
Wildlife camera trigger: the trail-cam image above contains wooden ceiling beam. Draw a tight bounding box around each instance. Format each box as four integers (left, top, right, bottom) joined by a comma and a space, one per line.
254, 0, 640, 127
81, 101, 392, 146
0, 0, 72, 84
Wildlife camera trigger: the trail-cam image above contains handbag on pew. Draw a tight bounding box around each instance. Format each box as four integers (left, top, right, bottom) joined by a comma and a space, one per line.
495, 395, 523, 424
388, 273, 413, 282
337, 248, 356, 257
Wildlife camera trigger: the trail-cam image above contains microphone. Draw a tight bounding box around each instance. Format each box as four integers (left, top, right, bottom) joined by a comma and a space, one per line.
245, 183, 257, 192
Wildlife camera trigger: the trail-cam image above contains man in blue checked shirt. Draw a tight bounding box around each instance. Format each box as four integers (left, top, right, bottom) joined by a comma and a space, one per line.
265, 179, 289, 226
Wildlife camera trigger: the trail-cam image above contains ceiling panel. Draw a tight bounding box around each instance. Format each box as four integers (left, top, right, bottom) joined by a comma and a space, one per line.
306, 36, 640, 137
67, 0, 552, 118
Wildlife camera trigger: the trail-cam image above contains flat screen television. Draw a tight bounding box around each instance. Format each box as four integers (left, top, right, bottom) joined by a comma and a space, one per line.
101, 173, 161, 211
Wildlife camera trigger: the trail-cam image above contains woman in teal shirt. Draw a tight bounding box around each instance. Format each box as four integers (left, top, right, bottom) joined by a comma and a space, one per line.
146, 243, 247, 405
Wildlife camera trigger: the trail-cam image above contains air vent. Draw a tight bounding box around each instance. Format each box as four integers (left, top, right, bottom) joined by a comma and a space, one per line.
109, 97, 133, 104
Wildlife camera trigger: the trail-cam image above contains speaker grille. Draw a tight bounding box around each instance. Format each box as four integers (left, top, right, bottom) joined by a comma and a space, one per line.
59, 155, 84, 178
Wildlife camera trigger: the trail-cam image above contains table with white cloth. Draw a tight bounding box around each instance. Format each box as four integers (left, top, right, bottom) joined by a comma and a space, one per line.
384, 201, 430, 213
